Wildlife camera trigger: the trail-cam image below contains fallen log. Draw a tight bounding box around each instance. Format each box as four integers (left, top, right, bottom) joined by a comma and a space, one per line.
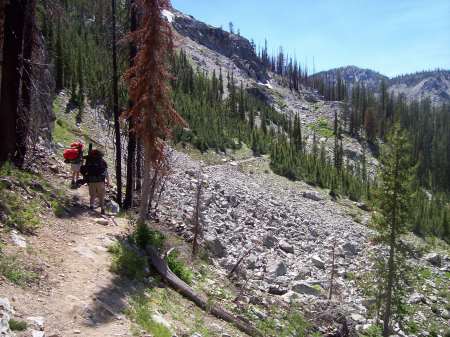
145, 245, 262, 337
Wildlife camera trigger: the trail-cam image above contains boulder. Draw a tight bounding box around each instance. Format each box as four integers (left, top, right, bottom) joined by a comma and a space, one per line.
302, 191, 322, 201
356, 202, 371, 211
106, 200, 120, 214
266, 259, 287, 277
342, 242, 359, 256
424, 252, 441, 267
291, 282, 321, 296
268, 286, 288, 295
263, 234, 278, 248
11, 230, 27, 248
204, 235, 227, 258
311, 255, 325, 269
0, 298, 12, 336
279, 241, 294, 254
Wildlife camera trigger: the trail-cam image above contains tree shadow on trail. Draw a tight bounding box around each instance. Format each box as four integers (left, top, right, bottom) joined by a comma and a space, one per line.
81, 237, 160, 328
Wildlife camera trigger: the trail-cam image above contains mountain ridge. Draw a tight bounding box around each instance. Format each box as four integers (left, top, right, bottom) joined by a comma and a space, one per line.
313, 65, 450, 104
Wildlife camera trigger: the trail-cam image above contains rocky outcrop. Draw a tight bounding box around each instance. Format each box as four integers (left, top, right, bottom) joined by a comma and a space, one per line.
171, 10, 268, 83
0, 298, 12, 337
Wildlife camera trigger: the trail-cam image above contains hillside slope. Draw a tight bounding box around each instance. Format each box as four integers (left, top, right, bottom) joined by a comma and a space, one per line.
313, 66, 450, 105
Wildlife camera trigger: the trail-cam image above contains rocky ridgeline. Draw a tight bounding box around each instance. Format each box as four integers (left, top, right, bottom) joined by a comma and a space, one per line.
157, 151, 380, 326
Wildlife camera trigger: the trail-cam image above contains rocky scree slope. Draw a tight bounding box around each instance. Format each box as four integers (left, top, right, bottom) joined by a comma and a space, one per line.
155, 151, 450, 333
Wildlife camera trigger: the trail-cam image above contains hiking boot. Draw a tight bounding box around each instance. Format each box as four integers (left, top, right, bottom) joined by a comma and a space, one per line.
71, 180, 76, 188
100, 209, 105, 215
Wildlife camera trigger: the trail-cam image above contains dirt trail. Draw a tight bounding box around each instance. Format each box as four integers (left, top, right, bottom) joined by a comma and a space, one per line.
1, 174, 134, 337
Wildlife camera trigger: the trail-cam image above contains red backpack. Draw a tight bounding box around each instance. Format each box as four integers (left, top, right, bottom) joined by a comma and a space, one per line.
64, 148, 80, 161
64, 142, 83, 162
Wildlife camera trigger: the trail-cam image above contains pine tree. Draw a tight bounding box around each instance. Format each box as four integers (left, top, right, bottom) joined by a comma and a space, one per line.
372, 124, 415, 336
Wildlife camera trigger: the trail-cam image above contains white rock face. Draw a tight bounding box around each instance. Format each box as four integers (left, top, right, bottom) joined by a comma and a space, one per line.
11, 230, 27, 248
0, 298, 12, 337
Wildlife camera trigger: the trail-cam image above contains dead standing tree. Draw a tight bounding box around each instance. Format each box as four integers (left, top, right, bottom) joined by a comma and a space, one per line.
123, 0, 185, 225
192, 169, 203, 257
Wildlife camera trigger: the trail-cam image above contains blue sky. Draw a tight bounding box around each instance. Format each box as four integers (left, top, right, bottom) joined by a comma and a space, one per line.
171, 0, 450, 77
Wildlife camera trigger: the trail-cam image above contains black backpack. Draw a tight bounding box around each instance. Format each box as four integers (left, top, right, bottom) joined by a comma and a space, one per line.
81, 158, 106, 178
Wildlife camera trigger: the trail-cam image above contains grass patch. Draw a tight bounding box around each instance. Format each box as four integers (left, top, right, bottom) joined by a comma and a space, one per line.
165, 249, 193, 285
309, 117, 334, 138
126, 295, 172, 337
108, 242, 147, 280
9, 319, 28, 331
0, 253, 38, 286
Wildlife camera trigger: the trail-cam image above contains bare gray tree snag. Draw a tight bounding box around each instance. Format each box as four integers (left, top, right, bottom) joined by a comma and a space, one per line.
145, 245, 263, 337
192, 169, 203, 257
329, 237, 337, 300
228, 249, 251, 279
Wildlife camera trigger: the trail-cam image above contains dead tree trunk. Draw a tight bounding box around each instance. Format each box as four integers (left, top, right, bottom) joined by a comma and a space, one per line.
329, 237, 336, 300
192, 171, 203, 256
13, 0, 36, 167
145, 245, 262, 337
112, 0, 122, 206
135, 139, 142, 191
123, 0, 137, 210
0, 0, 28, 164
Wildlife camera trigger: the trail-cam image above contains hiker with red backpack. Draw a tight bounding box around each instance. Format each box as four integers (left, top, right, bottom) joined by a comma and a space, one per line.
80, 149, 110, 215
63, 141, 84, 188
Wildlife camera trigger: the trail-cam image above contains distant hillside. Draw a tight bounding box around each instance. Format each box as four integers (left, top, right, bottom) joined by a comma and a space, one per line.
389, 70, 450, 105
313, 66, 450, 105
313, 65, 388, 92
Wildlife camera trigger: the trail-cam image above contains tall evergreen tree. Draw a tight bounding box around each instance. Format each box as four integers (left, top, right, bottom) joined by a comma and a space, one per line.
372, 124, 414, 336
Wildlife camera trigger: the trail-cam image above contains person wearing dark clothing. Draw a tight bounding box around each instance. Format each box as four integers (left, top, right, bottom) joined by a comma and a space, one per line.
81, 149, 110, 214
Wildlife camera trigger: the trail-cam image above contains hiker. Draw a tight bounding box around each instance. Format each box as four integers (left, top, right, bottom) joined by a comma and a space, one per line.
63, 141, 84, 188
81, 149, 110, 215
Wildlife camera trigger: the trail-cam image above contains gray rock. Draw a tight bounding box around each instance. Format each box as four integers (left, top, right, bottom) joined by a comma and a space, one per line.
32, 331, 45, 337
302, 191, 322, 201
0, 298, 12, 336
266, 259, 287, 277
342, 242, 359, 256
106, 200, 120, 214
268, 286, 288, 295
407, 292, 425, 304
11, 230, 27, 248
291, 282, 321, 296
279, 241, 294, 254
423, 252, 441, 267
356, 202, 371, 211
27, 316, 45, 330
294, 268, 311, 280
311, 255, 325, 269
263, 234, 278, 248
95, 218, 109, 226
204, 235, 227, 258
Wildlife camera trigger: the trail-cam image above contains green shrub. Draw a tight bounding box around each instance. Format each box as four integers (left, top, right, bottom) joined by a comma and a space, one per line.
9, 319, 28, 331
165, 250, 193, 285
108, 242, 147, 280
0, 254, 37, 286
133, 223, 165, 250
